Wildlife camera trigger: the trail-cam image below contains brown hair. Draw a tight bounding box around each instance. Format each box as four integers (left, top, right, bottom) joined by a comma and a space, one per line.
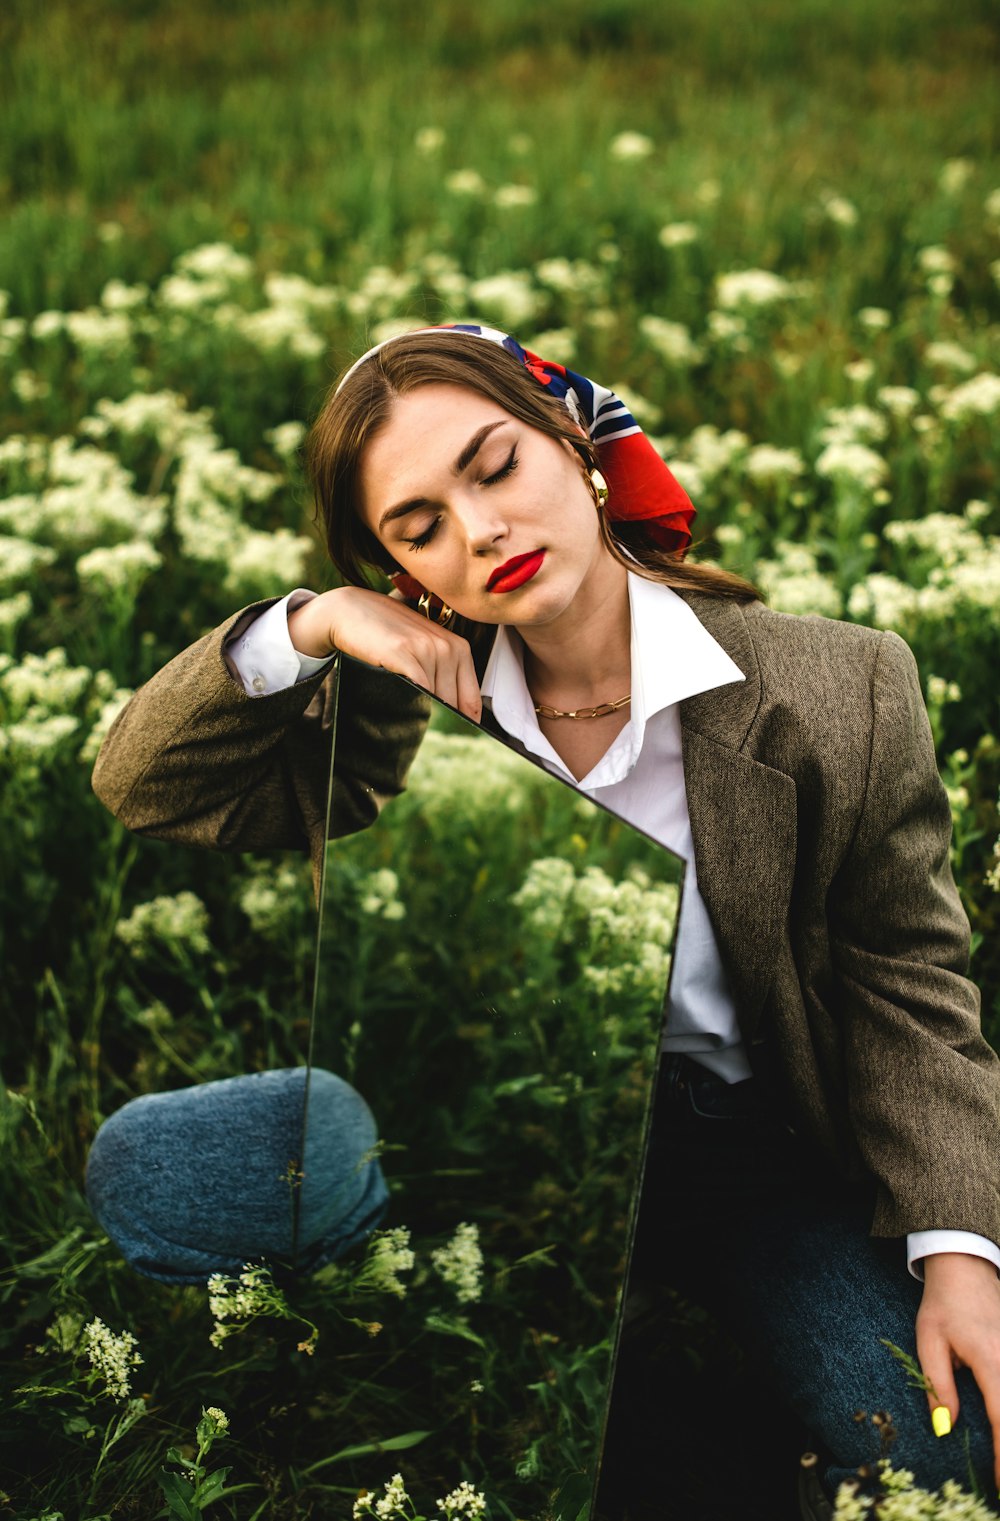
306, 329, 759, 611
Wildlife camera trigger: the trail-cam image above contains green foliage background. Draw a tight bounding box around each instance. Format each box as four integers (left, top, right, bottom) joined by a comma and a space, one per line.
1, 1, 999, 1516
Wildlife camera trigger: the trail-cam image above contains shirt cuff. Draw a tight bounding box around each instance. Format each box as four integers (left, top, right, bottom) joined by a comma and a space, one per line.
906, 1229, 1000, 1281
224, 589, 333, 696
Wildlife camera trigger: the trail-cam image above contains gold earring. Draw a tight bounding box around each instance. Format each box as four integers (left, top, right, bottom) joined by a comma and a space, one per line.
589, 468, 609, 510
417, 590, 456, 628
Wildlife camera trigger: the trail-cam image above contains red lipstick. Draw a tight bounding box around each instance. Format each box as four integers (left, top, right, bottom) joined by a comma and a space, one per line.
487, 550, 546, 593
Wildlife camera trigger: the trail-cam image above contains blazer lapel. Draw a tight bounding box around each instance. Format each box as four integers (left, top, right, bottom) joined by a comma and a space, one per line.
677, 594, 798, 1043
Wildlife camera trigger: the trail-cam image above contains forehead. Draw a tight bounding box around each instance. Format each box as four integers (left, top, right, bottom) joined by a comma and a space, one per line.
358, 383, 515, 506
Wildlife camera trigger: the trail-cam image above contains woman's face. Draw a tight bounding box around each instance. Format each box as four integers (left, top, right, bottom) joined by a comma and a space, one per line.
356, 383, 618, 627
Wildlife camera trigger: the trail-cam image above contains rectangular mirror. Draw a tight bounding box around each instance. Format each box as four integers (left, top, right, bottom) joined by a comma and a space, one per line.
302, 655, 684, 1520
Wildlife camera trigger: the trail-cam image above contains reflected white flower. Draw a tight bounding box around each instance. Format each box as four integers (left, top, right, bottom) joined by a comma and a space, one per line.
358, 866, 406, 922
814, 441, 888, 490
638, 315, 703, 367
239, 861, 310, 938
658, 221, 699, 248
445, 168, 486, 196
494, 183, 537, 209
715, 269, 796, 309
609, 131, 654, 159
876, 385, 920, 418
415, 126, 445, 153
857, 306, 891, 331
84, 1317, 143, 1402
116, 891, 211, 958
431, 1221, 484, 1304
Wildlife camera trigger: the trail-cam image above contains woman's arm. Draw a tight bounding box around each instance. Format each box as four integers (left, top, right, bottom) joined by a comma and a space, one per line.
91, 594, 433, 854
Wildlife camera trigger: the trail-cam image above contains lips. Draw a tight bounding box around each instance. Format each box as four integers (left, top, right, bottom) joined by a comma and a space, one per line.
486, 550, 546, 593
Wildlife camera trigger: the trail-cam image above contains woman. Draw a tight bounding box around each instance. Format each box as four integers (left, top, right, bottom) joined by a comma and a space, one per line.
93, 324, 1000, 1511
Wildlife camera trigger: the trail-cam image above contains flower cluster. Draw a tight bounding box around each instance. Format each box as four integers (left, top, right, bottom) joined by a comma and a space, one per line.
115, 891, 212, 960
833, 1459, 996, 1518
83, 1316, 143, 1401
360, 1227, 417, 1299
431, 1222, 484, 1305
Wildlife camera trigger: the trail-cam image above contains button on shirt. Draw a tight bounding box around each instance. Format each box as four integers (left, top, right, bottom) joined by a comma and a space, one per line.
225, 581, 1000, 1280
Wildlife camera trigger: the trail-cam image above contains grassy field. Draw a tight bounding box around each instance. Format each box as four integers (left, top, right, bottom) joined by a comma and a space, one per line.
1, 1, 999, 1516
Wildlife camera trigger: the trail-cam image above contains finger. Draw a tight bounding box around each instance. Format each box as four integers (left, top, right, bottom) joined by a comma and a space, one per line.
915, 1316, 960, 1438
454, 643, 483, 724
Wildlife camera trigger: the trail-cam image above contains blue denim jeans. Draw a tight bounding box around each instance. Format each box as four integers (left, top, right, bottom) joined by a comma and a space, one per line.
85, 1068, 388, 1284
626, 1054, 996, 1506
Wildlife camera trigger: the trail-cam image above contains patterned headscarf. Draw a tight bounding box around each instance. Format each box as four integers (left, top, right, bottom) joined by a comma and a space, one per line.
338, 322, 696, 603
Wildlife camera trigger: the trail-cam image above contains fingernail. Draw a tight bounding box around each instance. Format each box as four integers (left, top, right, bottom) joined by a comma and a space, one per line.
931, 1405, 952, 1438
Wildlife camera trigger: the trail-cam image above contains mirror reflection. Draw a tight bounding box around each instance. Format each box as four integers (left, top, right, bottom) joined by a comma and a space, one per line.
303, 657, 683, 1519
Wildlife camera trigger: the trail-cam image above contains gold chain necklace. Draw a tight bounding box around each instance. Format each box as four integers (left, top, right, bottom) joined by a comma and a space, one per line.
533, 694, 631, 721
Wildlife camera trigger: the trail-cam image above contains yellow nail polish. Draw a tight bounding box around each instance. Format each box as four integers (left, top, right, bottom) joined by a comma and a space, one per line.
931, 1405, 952, 1438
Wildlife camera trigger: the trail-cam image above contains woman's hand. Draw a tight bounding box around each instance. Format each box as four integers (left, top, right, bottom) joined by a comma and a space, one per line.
287, 585, 482, 723
917, 1251, 1000, 1487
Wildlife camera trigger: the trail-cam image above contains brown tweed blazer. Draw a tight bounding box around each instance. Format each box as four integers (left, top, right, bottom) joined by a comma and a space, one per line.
92, 590, 1000, 1246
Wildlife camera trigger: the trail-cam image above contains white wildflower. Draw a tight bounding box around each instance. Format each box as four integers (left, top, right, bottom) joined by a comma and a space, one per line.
236, 305, 324, 359
985, 187, 1000, 220
0, 711, 80, 763
844, 359, 874, 385
64, 309, 132, 353
684, 423, 749, 479
77, 541, 162, 596
657, 221, 699, 248
437, 1480, 487, 1517
373, 1473, 410, 1519
924, 340, 977, 373
0, 590, 31, 638
819, 191, 858, 227
814, 441, 888, 491
222, 528, 313, 603
744, 444, 805, 483
444, 169, 486, 196
468, 271, 540, 329
431, 1222, 484, 1304
158, 274, 227, 310
939, 157, 973, 195
100, 279, 149, 312
31, 310, 65, 340
84, 1317, 143, 1401
79, 686, 133, 765
238, 861, 310, 938
877, 385, 920, 418
116, 891, 211, 958
938, 372, 1000, 423
638, 314, 703, 366
715, 268, 796, 309
1, 646, 91, 715
263, 273, 340, 314
12, 371, 50, 403
917, 244, 956, 275
847, 574, 920, 630
534, 257, 604, 300
523, 328, 575, 365
493, 183, 537, 209
0, 536, 55, 593
201, 1405, 229, 1435
694, 177, 721, 205
358, 867, 406, 922
265, 420, 307, 461
97, 221, 123, 242
175, 242, 253, 283
857, 306, 891, 331
609, 131, 654, 159
818, 404, 889, 445
415, 126, 445, 153
755, 552, 842, 617
705, 310, 749, 349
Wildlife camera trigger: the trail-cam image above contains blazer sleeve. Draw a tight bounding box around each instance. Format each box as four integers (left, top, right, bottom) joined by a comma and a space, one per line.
91, 597, 431, 856
830, 629, 1000, 1243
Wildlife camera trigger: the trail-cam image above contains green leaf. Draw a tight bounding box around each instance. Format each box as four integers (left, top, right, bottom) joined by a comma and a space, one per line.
195, 1467, 232, 1507
423, 1313, 487, 1348
157, 1468, 198, 1521
302, 1429, 432, 1476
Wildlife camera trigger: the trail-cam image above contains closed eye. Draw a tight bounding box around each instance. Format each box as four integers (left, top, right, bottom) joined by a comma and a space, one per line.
483, 447, 517, 486
404, 516, 441, 550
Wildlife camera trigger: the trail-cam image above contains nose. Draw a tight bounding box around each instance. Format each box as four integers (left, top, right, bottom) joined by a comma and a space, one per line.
452, 493, 509, 557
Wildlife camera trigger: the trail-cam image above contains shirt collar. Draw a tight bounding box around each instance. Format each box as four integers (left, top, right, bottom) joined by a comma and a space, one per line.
480, 571, 746, 782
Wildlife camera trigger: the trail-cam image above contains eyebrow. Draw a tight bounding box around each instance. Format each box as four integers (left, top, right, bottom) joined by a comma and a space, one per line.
377, 421, 506, 532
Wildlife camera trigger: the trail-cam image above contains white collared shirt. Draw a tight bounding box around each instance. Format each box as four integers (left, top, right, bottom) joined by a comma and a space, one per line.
226, 583, 1000, 1280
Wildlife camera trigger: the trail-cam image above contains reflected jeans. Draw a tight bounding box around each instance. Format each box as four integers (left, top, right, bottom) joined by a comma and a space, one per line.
85, 1068, 388, 1284
626, 1054, 996, 1505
